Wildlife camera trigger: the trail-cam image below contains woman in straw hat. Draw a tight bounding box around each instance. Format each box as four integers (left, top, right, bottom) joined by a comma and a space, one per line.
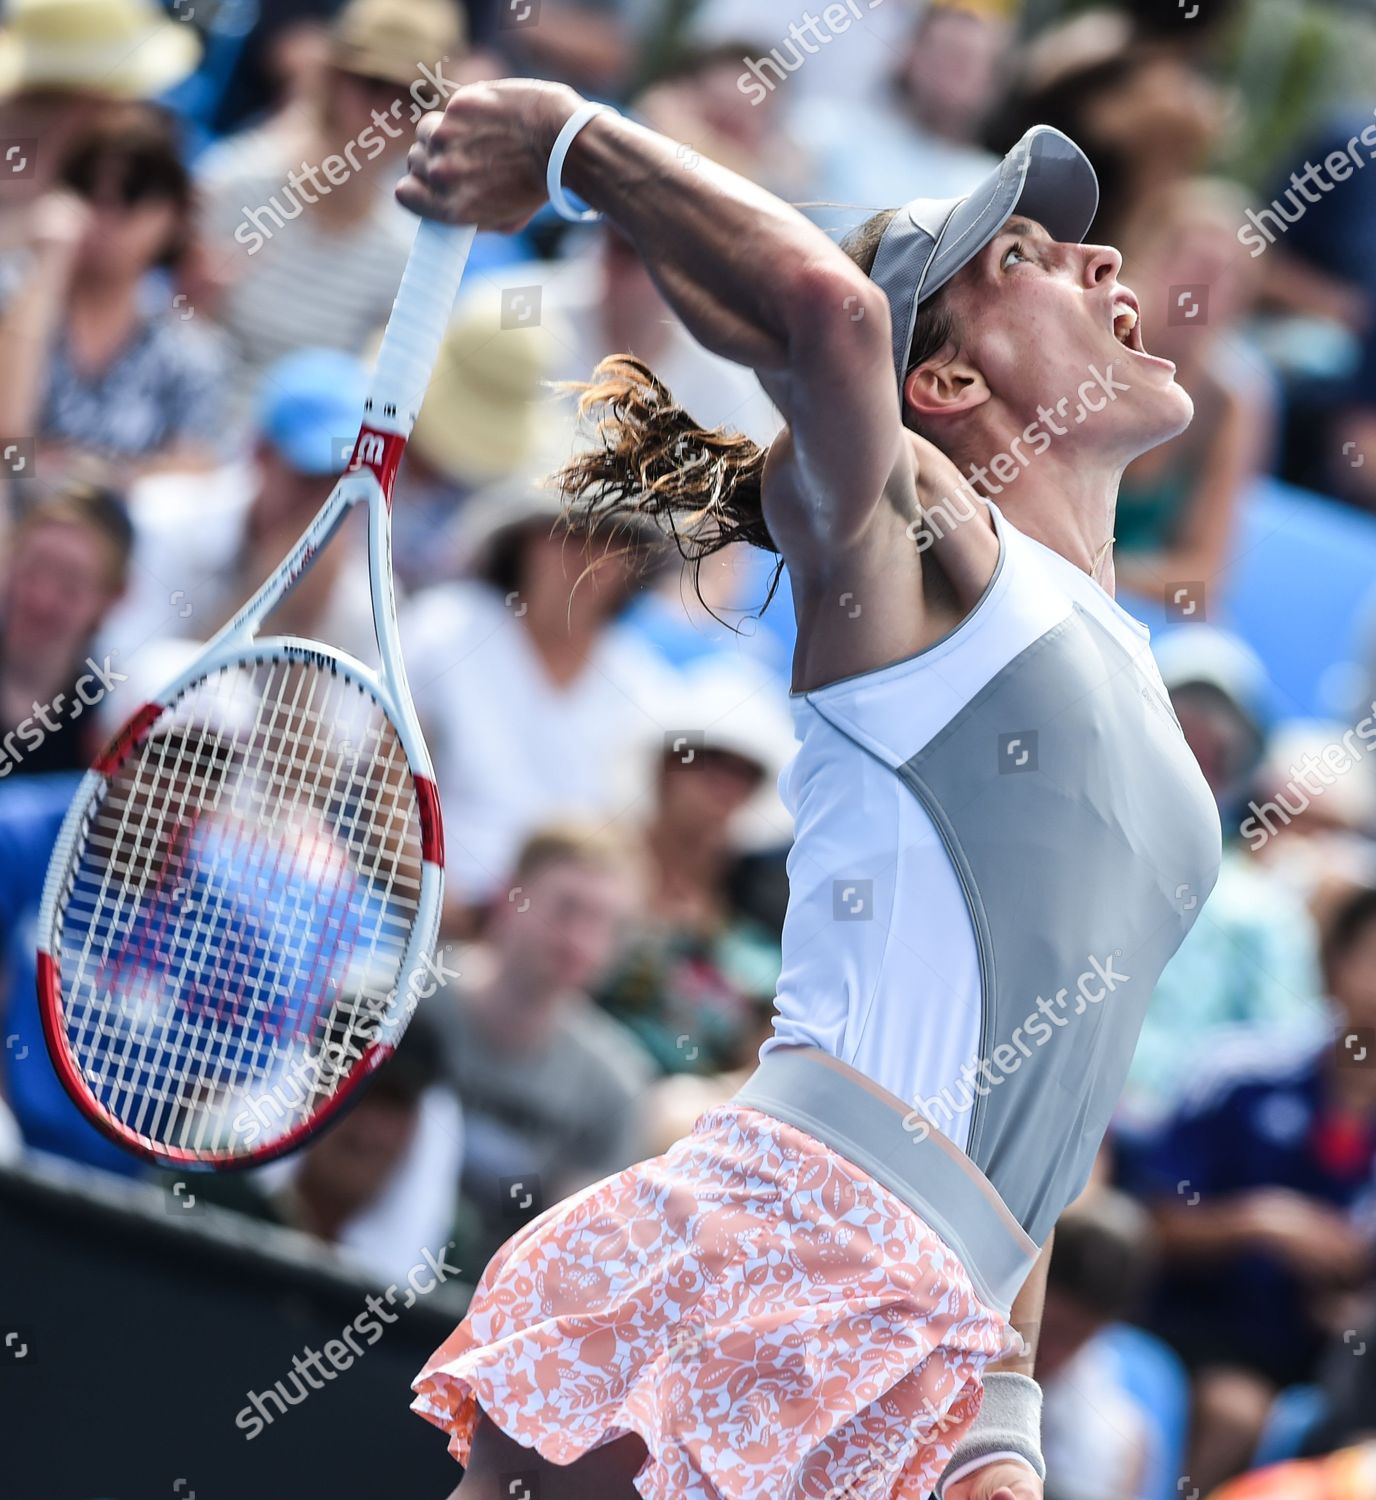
398, 78, 1222, 1500
0, 0, 199, 246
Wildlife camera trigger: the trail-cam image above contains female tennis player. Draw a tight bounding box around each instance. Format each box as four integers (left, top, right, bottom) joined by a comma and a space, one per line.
398, 80, 1222, 1500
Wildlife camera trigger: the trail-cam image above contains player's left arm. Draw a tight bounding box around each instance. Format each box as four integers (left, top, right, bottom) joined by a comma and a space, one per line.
991, 1229, 1052, 1378
935, 1234, 1053, 1499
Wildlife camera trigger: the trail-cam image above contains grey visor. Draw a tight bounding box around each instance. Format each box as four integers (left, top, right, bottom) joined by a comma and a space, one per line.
870, 125, 1099, 387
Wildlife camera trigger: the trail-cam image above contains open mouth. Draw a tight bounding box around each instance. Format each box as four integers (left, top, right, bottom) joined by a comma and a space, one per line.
1110, 293, 1146, 354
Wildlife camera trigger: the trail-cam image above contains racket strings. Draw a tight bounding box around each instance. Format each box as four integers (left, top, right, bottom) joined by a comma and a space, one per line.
55, 660, 427, 1158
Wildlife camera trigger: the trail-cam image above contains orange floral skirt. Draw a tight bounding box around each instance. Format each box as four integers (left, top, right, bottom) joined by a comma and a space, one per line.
411, 1101, 1018, 1499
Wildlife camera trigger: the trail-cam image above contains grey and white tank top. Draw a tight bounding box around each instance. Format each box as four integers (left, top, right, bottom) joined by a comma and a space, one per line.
765, 499, 1222, 1249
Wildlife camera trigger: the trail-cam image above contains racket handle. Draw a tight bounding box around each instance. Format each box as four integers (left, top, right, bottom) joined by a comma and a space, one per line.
368, 219, 477, 433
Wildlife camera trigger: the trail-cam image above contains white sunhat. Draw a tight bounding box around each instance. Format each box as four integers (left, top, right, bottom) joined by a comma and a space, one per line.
648, 658, 798, 851
0, 0, 202, 99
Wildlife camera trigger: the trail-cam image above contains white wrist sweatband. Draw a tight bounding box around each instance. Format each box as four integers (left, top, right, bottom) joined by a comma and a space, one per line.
932, 1373, 1045, 1496
546, 101, 616, 222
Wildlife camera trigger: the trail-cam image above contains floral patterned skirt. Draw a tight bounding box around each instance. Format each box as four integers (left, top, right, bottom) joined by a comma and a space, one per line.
411, 1101, 1018, 1499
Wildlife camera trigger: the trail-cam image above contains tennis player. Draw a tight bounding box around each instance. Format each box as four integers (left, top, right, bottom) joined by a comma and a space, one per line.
399, 81, 1222, 1500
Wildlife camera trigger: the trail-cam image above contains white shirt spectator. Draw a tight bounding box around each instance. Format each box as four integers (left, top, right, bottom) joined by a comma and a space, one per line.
250, 1083, 465, 1288
403, 579, 678, 901
198, 130, 413, 416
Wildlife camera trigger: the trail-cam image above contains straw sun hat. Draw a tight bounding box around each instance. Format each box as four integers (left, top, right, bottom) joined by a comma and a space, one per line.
0, 0, 201, 99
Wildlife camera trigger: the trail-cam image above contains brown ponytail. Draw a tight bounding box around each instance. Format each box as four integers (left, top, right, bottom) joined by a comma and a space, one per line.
555, 354, 773, 567
552, 208, 956, 605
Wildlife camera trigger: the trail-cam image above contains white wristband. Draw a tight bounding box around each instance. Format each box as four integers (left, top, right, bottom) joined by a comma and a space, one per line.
546, 101, 615, 222
932, 1373, 1045, 1496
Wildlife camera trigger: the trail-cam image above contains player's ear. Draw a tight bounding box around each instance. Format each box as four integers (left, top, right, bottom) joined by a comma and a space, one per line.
902, 348, 989, 422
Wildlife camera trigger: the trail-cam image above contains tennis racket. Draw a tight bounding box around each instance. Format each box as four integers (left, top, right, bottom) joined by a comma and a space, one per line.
37, 219, 476, 1169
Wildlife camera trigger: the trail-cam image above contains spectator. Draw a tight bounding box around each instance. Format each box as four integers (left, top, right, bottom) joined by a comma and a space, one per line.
1120, 629, 1326, 1130
0, 770, 144, 1175
102, 348, 375, 668
502, 224, 781, 446
0, 103, 230, 484
998, 9, 1227, 246
633, 42, 809, 202
1113, 179, 1270, 606
1038, 1191, 1160, 1500
791, 0, 1011, 236
429, 825, 654, 1275
1250, 98, 1376, 508
195, 0, 479, 415
595, 660, 792, 1075
403, 473, 677, 916
0, 0, 201, 248
499, 227, 791, 666
1308, 1301, 1376, 1454
0, 481, 132, 779
206, 1, 340, 142
689, 0, 940, 109
1247, 721, 1376, 914
492, 0, 640, 98
1139, 884, 1376, 1495
182, 1015, 464, 1286
1252, 107, 1376, 342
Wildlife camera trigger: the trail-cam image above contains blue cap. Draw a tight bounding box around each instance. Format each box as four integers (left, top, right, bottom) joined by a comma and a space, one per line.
255, 348, 370, 476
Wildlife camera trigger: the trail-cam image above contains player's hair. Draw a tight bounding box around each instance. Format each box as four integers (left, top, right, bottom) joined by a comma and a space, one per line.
554, 209, 957, 605
15, 480, 134, 592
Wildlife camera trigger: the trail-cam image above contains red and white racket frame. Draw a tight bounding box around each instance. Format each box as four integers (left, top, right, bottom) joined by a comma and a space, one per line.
36, 222, 477, 1167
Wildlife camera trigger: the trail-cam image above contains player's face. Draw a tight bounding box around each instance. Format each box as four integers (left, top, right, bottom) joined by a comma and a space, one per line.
937, 217, 1194, 460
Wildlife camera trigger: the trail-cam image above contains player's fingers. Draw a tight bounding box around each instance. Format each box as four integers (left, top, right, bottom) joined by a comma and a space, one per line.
414, 109, 445, 147
394, 175, 453, 222
405, 138, 436, 186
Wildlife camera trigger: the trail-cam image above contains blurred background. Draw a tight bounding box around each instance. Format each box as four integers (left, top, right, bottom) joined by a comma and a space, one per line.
4, 0, 1376, 1495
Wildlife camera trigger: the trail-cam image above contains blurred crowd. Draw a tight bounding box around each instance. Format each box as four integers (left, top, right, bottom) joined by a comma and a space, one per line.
2, 0, 1376, 1496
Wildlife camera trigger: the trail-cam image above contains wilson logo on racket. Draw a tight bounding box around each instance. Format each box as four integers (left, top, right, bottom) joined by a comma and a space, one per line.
36, 220, 476, 1170
349, 425, 406, 493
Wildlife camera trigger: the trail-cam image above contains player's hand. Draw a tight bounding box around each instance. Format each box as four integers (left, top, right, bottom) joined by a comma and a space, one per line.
941, 1460, 1043, 1500
397, 78, 584, 234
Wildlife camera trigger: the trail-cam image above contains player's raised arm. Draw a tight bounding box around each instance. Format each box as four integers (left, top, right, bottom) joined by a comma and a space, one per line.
397, 81, 906, 553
